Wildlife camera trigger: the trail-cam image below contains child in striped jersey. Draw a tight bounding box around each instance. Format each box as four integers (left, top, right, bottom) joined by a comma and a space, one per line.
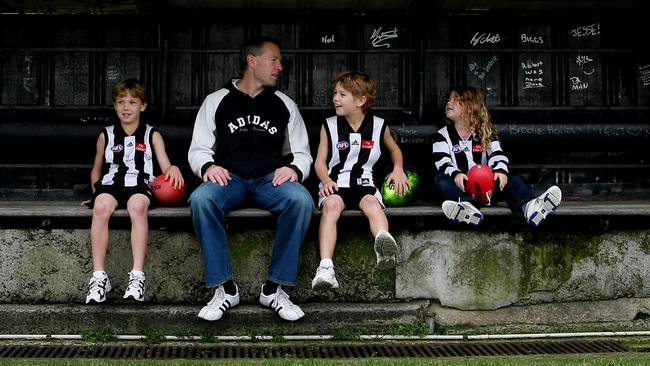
310, 71, 409, 291
83, 79, 184, 304
432, 85, 561, 226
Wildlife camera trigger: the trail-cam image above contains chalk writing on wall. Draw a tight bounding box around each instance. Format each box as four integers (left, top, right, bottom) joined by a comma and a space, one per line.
501, 124, 650, 138
470, 32, 501, 46
370, 27, 398, 48
321, 34, 335, 45
639, 65, 650, 87
520, 33, 544, 44
22, 52, 35, 94
106, 65, 119, 82
570, 76, 588, 91
468, 55, 498, 80
569, 23, 600, 38
521, 59, 545, 89
576, 54, 595, 75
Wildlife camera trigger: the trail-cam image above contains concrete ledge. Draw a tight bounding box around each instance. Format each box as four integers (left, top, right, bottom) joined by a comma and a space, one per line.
0, 302, 429, 336
429, 298, 650, 335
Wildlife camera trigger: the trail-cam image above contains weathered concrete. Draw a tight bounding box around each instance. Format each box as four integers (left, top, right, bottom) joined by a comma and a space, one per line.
2, 226, 650, 312
396, 229, 650, 310
0, 228, 394, 304
428, 298, 650, 335
0, 302, 429, 336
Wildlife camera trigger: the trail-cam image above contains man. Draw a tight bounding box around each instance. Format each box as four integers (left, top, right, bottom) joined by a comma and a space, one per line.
188, 37, 314, 322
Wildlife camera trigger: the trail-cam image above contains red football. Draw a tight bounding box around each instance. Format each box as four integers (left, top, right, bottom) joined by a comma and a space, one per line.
466, 164, 494, 206
151, 174, 186, 206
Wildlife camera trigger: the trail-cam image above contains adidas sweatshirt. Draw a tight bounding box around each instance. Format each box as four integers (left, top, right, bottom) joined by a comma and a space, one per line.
188, 79, 312, 182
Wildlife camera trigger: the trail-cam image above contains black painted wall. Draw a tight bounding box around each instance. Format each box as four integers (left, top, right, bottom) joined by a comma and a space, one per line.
1, 11, 649, 198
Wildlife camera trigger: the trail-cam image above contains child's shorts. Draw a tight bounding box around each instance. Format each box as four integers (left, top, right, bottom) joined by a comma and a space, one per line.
87, 181, 152, 209
318, 186, 385, 210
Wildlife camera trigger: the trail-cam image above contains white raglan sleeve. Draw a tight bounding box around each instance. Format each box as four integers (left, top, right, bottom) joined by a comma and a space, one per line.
278, 92, 313, 182
188, 89, 228, 178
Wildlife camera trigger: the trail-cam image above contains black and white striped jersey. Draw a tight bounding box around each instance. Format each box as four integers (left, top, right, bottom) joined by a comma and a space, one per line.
321, 114, 386, 188
431, 125, 509, 177
99, 122, 156, 188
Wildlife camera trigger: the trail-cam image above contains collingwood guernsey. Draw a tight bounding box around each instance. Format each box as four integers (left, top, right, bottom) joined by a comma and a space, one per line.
188, 79, 312, 181
431, 125, 509, 177
100, 121, 156, 188
322, 114, 386, 188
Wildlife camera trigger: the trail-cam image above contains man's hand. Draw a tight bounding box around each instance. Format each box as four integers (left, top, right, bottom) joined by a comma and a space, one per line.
203, 165, 232, 186
273, 166, 298, 186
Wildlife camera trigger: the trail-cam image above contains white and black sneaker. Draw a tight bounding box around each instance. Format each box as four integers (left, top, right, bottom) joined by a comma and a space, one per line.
198, 285, 240, 321
311, 266, 339, 290
85, 273, 111, 304
259, 285, 305, 321
525, 186, 562, 226
442, 200, 483, 226
374, 230, 398, 270
122, 271, 146, 301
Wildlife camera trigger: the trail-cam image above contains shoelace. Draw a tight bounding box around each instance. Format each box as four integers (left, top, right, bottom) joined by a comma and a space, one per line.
207, 287, 226, 307
271, 288, 295, 311
316, 266, 333, 274
89, 277, 108, 293
127, 275, 145, 291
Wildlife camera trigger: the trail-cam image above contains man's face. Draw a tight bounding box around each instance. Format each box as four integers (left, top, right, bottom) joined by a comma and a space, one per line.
250, 42, 283, 87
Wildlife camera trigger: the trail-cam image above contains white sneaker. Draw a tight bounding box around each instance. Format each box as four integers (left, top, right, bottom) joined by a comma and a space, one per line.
525, 185, 562, 226
122, 271, 146, 301
311, 266, 339, 290
374, 230, 398, 270
198, 284, 240, 321
259, 285, 305, 321
85, 273, 111, 304
442, 200, 483, 226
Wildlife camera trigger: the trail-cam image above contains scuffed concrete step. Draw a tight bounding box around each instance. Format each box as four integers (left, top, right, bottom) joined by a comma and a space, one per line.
0, 302, 429, 336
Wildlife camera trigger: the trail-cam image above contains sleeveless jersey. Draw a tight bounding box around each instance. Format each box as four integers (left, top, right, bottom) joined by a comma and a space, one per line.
321, 114, 386, 188
100, 122, 156, 188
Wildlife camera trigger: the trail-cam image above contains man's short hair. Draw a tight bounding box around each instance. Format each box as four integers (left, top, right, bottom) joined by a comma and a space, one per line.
112, 78, 147, 104
240, 36, 281, 74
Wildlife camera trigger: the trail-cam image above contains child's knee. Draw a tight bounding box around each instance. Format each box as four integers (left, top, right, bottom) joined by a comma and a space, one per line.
127, 197, 149, 217
322, 195, 344, 214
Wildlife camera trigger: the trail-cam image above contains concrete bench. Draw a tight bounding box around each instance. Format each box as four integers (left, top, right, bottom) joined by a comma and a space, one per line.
1, 199, 650, 219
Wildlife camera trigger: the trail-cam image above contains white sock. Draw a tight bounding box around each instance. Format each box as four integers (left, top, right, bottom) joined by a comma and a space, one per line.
130, 270, 145, 277
319, 258, 334, 268
92, 271, 107, 278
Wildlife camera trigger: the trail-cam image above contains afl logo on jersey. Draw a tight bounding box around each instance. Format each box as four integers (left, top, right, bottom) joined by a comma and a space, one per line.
111, 144, 123, 153
337, 141, 350, 150
452, 144, 462, 153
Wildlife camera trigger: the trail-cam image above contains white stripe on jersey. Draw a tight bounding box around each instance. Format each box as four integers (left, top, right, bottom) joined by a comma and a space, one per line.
102, 125, 117, 186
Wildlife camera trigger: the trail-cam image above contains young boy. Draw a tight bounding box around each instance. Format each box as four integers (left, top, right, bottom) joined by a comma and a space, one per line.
311, 71, 409, 290
84, 78, 184, 304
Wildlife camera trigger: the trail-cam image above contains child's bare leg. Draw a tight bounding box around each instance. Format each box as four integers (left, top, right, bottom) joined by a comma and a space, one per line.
126, 194, 150, 272
360, 194, 396, 270
90, 194, 118, 271
319, 195, 344, 259
359, 195, 388, 236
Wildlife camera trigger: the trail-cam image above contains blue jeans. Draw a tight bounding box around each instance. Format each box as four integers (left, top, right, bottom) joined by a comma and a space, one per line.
189, 172, 315, 288
434, 173, 535, 216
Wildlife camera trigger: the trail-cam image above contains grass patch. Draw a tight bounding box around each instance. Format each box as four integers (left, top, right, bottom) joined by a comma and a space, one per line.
1, 352, 650, 365
81, 328, 118, 343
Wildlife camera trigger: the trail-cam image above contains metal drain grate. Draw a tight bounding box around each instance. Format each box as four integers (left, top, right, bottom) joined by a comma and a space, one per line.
0, 341, 627, 359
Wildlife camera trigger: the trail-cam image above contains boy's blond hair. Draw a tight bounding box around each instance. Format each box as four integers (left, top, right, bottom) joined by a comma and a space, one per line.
333, 71, 376, 113
112, 78, 147, 104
